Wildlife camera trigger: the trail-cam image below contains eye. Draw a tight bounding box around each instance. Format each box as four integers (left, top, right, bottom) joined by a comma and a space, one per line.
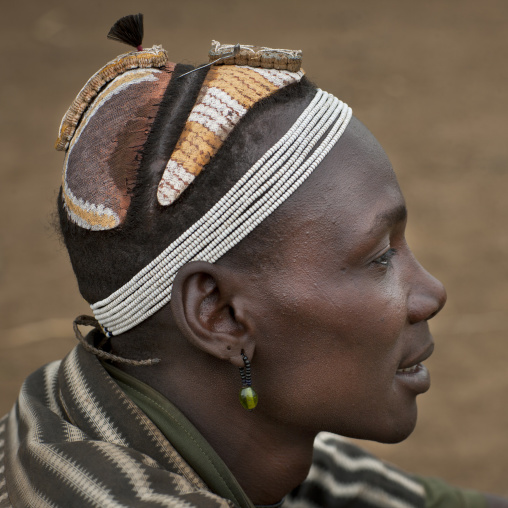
372, 248, 397, 267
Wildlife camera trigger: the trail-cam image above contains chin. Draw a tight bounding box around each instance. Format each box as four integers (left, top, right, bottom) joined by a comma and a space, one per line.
340, 402, 419, 444
373, 405, 419, 444
373, 423, 416, 444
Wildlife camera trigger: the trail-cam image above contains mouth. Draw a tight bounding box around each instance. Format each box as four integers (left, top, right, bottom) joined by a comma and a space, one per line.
397, 342, 434, 372
396, 364, 422, 374
395, 342, 434, 393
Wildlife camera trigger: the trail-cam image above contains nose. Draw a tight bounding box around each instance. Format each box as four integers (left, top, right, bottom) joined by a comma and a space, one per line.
407, 259, 447, 324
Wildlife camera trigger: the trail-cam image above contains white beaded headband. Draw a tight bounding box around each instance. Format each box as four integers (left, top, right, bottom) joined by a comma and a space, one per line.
91, 89, 352, 336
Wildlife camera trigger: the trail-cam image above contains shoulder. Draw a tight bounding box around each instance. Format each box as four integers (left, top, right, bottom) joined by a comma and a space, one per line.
0, 349, 233, 507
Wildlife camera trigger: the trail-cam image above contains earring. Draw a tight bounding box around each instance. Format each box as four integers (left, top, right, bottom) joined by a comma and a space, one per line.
239, 351, 258, 410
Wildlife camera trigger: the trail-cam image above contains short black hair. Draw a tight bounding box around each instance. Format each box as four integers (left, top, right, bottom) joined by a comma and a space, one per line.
58, 63, 317, 304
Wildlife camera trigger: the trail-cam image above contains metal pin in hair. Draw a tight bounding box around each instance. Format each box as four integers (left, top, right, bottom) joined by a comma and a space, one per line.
177, 44, 241, 79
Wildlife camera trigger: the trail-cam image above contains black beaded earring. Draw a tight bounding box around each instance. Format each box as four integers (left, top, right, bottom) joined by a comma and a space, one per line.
239, 351, 258, 410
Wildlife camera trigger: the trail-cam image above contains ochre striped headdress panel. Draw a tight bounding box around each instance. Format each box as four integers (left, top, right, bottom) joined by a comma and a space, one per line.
157, 64, 304, 206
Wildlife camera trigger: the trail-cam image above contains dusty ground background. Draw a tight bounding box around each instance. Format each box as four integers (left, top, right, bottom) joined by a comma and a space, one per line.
1, 0, 507, 497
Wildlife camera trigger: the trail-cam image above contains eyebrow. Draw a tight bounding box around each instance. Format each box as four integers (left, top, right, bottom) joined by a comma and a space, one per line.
371, 204, 408, 232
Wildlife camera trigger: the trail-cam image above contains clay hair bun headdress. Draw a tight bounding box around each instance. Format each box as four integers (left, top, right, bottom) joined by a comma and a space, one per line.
56, 15, 351, 336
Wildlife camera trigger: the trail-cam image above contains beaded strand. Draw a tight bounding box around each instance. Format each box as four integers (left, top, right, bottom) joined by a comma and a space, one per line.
91, 89, 352, 335
93, 91, 326, 310
94, 93, 351, 334
95, 102, 351, 334
95, 94, 339, 328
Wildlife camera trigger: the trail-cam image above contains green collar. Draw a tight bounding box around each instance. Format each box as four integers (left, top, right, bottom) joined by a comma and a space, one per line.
103, 362, 255, 508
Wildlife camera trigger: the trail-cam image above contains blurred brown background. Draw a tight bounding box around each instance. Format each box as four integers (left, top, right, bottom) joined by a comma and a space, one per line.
1, 0, 507, 497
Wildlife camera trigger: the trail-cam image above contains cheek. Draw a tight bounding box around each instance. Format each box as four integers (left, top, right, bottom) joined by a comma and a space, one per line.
254, 278, 408, 400
254, 266, 408, 355
293, 277, 406, 352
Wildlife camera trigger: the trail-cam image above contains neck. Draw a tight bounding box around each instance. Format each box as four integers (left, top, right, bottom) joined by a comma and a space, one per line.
161, 362, 316, 504
196, 406, 315, 504
115, 328, 316, 505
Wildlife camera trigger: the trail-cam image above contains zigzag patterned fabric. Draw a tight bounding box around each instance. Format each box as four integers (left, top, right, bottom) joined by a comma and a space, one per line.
157, 65, 304, 206
0, 346, 232, 507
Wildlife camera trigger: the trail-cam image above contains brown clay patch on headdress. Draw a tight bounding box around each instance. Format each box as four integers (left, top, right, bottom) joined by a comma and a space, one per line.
62, 63, 175, 230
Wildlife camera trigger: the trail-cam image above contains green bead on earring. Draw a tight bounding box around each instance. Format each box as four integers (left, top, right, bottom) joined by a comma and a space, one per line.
240, 386, 258, 410
239, 351, 258, 410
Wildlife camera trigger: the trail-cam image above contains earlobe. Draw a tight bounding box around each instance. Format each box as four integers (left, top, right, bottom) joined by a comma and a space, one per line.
171, 261, 255, 366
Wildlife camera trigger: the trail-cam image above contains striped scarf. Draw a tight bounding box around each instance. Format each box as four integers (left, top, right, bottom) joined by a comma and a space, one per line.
0, 345, 425, 507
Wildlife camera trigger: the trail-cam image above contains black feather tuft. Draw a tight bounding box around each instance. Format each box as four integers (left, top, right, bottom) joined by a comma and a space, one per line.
107, 14, 144, 49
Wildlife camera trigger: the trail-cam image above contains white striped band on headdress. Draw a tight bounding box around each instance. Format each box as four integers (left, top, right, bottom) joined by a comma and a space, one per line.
92, 88, 352, 336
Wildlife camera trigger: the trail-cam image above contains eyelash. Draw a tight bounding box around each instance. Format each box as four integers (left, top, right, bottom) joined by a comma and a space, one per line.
373, 248, 397, 267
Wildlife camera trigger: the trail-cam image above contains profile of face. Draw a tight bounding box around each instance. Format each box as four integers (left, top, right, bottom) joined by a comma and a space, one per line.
216, 115, 447, 444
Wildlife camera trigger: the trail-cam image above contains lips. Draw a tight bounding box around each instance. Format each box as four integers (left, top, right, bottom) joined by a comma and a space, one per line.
397, 341, 434, 371
395, 341, 434, 394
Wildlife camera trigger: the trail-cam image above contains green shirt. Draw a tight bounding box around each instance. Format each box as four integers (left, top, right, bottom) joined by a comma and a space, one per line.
417, 476, 487, 508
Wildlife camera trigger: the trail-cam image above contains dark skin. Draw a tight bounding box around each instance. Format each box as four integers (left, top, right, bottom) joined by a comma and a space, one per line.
114, 115, 507, 507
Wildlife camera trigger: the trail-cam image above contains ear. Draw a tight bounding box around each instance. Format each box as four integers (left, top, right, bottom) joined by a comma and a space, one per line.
171, 261, 254, 368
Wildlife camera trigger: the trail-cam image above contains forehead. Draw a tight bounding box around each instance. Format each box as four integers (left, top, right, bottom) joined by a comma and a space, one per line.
275, 116, 404, 242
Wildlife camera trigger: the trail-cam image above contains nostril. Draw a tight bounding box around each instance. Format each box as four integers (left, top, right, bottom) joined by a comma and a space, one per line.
426, 308, 440, 321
